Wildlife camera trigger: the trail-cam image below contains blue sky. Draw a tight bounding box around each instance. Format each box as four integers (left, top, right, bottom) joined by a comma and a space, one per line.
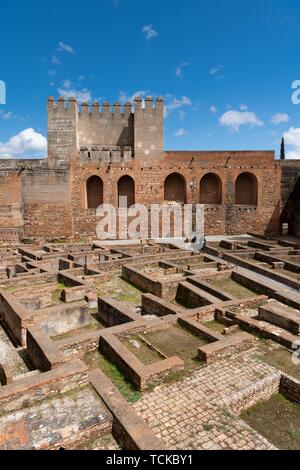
1, 0, 300, 158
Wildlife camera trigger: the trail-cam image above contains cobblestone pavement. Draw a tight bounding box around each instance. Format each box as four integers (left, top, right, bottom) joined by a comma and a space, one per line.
0, 387, 111, 450
133, 351, 278, 450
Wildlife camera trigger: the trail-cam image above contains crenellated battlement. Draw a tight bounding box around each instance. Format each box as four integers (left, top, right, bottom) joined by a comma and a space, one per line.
47, 95, 164, 116
47, 95, 164, 166
47, 96, 78, 115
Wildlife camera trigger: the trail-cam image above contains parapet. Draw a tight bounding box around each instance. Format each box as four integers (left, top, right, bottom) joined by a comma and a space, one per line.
134, 96, 164, 113
47, 96, 78, 116
47, 95, 164, 117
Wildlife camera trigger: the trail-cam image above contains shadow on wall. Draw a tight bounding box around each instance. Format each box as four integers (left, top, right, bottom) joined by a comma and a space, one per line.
281, 177, 300, 237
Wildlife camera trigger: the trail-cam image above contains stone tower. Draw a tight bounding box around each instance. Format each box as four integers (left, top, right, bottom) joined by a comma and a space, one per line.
47, 95, 164, 167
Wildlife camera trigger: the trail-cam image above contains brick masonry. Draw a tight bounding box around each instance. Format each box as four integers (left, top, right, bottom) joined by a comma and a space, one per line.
0, 95, 297, 242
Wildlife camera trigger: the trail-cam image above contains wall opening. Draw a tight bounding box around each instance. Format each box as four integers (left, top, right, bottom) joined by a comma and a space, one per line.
281, 176, 300, 236
86, 175, 103, 209
200, 173, 222, 204
118, 175, 135, 208
164, 173, 186, 203
235, 172, 258, 205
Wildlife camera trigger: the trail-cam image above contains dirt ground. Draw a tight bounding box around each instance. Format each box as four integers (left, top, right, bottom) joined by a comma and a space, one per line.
241, 393, 300, 450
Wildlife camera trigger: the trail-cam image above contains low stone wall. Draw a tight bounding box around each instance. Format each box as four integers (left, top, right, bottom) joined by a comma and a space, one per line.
56, 330, 100, 357
122, 265, 162, 296
89, 369, 165, 450
58, 270, 87, 287
176, 281, 219, 308
225, 253, 300, 290
178, 316, 222, 342
99, 329, 184, 391
187, 276, 235, 301
0, 360, 88, 414
231, 270, 275, 297
273, 291, 300, 311
0, 289, 31, 345
258, 302, 300, 335
0, 271, 57, 289
38, 301, 90, 337
61, 285, 87, 302
142, 293, 182, 317
198, 332, 255, 364
226, 310, 298, 349
27, 325, 66, 371
98, 296, 140, 326
280, 375, 300, 404
223, 372, 281, 415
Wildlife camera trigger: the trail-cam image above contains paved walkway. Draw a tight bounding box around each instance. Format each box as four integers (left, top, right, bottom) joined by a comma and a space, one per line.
0, 387, 111, 450
133, 350, 277, 450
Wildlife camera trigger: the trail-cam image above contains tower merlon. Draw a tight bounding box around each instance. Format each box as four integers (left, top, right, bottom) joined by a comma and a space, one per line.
114, 102, 122, 113
145, 96, 154, 110
81, 102, 90, 114
124, 102, 132, 115
103, 101, 111, 113
92, 101, 100, 116
57, 96, 66, 111
134, 96, 143, 110
155, 96, 164, 113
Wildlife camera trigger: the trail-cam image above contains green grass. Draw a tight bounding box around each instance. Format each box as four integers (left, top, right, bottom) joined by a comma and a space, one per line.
84, 351, 141, 403
204, 320, 225, 334
241, 393, 300, 450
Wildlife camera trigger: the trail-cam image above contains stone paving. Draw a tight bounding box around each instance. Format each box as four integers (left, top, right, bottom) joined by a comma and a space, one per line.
133, 350, 278, 450
0, 324, 29, 382
0, 386, 111, 450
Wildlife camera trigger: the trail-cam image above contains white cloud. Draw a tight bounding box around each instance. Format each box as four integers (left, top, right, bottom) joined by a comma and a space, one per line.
165, 95, 192, 117
62, 79, 72, 89
219, 109, 263, 132
174, 128, 187, 137
271, 113, 290, 125
0, 128, 47, 159
175, 62, 189, 78
283, 127, 300, 159
57, 41, 75, 54
142, 24, 158, 40
210, 65, 222, 75
210, 65, 224, 78
118, 90, 148, 105
178, 110, 186, 121
117, 91, 192, 117
52, 54, 60, 65
58, 79, 92, 103
0, 110, 13, 120
210, 105, 217, 114
240, 104, 248, 111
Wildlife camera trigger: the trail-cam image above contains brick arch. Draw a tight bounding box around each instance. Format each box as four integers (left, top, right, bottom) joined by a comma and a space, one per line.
118, 175, 135, 208
235, 172, 258, 205
86, 175, 103, 209
200, 173, 222, 204
164, 173, 186, 203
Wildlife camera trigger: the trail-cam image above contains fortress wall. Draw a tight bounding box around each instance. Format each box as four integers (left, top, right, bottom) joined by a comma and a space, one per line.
22, 169, 73, 238
78, 101, 134, 149
69, 153, 280, 239
0, 170, 23, 230
279, 160, 300, 237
